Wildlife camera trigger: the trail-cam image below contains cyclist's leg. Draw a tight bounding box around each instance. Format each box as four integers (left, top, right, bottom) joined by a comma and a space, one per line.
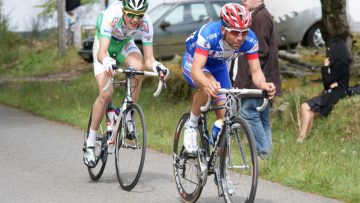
181, 52, 209, 152
120, 39, 143, 102
182, 54, 227, 152
182, 53, 219, 117
209, 64, 231, 120
90, 37, 114, 138
84, 37, 114, 167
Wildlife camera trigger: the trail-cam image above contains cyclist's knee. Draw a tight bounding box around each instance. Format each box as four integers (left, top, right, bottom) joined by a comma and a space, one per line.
98, 91, 112, 105
126, 53, 143, 70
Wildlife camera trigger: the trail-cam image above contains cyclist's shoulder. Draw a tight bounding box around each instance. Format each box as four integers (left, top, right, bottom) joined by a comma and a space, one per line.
103, 2, 123, 17
243, 29, 258, 47
106, 1, 123, 10
197, 21, 222, 42
199, 21, 221, 34
139, 14, 153, 27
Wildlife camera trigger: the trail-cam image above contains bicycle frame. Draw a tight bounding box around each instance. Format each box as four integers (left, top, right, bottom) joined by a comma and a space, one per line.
106, 68, 162, 149
198, 88, 269, 191
173, 88, 267, 202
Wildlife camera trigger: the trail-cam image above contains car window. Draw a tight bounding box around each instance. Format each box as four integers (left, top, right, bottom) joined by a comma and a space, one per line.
211, 2, 227, 18
163, 3, 207, 25
148, 4, 172, 23
190, 3, 207, 22
163, 5, 185, 25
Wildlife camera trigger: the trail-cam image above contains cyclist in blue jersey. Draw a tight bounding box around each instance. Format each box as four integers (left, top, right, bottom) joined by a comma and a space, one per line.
182, 3, 276, 153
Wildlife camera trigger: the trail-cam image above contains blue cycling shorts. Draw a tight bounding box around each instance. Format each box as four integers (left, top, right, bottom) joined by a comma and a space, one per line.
181, 52, 231, 103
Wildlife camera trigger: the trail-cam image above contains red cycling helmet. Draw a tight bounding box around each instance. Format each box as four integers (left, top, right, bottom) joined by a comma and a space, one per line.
220, 3, 251, 30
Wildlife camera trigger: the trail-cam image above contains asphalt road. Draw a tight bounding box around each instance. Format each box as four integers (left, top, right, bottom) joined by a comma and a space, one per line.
0, 104, 343, 203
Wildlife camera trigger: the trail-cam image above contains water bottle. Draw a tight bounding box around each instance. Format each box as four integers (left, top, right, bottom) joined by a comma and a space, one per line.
106, 107, 115, 132
211, 119, 223, 145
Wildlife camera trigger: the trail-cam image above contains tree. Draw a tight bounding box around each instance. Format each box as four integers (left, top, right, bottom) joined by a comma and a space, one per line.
320, 0, 357, 73
58, 0, 66, 56
320, 0, 352, 54
36, 0, 96, 56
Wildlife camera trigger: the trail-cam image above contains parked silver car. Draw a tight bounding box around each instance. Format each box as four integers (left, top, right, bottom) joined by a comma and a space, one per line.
273, 6, 324, 49
136, 0, 229, 60
78, 0, 324, 63
78, 0, 228, 62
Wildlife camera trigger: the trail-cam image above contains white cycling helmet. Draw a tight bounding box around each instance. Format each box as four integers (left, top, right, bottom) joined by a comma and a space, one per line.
122, 0, 148, 12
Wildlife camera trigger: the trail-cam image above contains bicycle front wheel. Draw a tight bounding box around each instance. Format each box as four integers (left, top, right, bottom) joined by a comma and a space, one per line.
219, 117, 258, 203
115, 103, 146, 191
173, 112, 203, 203
84, 111, 108, 181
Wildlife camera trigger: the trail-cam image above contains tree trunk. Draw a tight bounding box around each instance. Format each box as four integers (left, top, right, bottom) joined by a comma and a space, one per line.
320, 0, 356, 73
57, 0, 66, 56
320, 0, 352, 51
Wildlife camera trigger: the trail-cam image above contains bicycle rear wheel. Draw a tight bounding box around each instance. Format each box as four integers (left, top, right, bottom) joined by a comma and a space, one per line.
84, 111, 108, 181
173, 112, 203, 203
219, 117, 258, 203
115, 103, 146, 191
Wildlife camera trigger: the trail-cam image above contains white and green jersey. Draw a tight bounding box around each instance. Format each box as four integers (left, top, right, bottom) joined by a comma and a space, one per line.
96, 1, 153, 46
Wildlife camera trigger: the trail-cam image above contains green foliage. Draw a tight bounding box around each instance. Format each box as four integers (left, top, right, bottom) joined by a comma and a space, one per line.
0, 0, 23, 66
36, 0, 57, 17
265, 76, 360, 203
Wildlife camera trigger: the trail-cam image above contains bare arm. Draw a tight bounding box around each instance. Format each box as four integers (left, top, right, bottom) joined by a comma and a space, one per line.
97, 38, 111, 63
248, 58, 276, 99
191, 53, 220, 98
143, 45, 156, 71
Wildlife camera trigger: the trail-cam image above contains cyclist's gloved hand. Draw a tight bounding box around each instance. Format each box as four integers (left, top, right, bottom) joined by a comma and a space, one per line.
152, 61, 169, 80
102, 56, 116, 77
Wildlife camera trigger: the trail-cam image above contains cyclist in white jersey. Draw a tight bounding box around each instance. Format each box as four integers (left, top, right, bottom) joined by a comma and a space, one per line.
84, 0, 168, 167
181, 3, 276, 153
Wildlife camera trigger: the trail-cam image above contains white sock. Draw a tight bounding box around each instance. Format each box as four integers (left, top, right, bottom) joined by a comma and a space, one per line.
86, 128, 97, 147
188, 112, 199, 128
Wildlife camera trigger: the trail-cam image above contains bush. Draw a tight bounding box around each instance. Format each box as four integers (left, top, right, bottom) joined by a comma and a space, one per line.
0, 0, 23, 68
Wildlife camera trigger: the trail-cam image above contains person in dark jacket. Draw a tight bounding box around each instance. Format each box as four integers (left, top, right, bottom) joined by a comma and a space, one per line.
233, 0, 281, 157
297, 38, 352, 143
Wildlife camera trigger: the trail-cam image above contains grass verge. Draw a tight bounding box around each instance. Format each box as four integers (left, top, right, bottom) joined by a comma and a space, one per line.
0, 70, 359, 202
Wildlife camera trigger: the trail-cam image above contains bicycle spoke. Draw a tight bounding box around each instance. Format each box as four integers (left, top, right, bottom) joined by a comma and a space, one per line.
173, 113, 203, 203
115, 103, 146, 191
220, 118, 258, 203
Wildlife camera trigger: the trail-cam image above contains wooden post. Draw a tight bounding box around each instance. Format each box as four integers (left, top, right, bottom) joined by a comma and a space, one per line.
57, 0, 66, 56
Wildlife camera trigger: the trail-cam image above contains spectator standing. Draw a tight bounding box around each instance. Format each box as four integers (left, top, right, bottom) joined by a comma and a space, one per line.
65, 11, 81, 47
233, 0, 281, 158
298, 38, 352, 143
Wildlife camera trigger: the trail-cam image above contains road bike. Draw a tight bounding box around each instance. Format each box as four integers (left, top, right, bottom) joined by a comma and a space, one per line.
173, 88, 269, 202
83, 66, 167, 191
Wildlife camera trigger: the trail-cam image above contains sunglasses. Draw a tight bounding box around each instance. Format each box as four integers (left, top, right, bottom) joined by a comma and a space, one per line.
124, 10, 145, 19
225, 27, 248, 37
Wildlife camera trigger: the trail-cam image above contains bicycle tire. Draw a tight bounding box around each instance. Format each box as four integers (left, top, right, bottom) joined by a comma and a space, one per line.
115, 103, 146, 191
219, 117, 258, 203
84, 111, 108, 181
173, 112, 204, 203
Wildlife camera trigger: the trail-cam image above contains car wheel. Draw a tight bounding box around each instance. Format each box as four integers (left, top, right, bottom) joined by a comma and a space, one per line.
303, 23, 325, 48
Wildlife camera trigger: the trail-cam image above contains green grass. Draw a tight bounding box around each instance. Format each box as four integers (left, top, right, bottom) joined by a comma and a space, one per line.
1, 70, 359, 202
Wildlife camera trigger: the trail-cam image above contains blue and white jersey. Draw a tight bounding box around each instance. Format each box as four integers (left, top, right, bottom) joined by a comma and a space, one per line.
185, 21, 259, 65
